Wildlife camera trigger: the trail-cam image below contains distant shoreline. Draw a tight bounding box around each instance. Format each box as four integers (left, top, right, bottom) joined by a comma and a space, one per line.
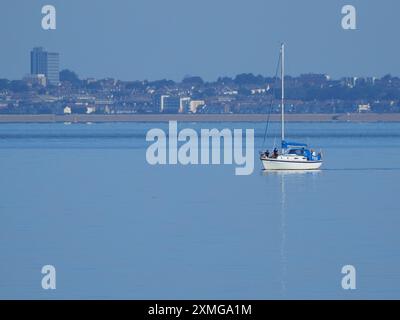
1, 113, 400, 123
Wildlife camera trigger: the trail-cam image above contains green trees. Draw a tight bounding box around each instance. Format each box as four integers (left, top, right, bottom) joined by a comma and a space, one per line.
59, 69, 80, 85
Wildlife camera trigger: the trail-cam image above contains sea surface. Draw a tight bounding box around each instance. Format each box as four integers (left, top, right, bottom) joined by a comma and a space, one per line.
0, 121, 399, 299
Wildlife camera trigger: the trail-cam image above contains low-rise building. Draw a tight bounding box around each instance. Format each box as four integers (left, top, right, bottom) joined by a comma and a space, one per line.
358, 104, 371, 113
160, 95, 180, 113
189, 100, 205, 113
63, 106, 72, 114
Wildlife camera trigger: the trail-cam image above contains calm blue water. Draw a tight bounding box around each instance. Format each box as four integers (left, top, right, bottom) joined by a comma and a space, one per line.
0, 121, 399, 299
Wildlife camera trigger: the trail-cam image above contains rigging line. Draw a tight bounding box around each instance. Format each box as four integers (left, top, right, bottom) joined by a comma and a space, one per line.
262, 51, 282, 149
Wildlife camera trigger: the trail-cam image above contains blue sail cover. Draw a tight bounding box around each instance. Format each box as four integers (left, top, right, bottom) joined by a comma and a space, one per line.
282, 140, 308, 149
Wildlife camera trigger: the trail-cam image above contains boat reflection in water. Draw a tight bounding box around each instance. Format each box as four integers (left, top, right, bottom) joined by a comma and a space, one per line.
262, 169, 321, 296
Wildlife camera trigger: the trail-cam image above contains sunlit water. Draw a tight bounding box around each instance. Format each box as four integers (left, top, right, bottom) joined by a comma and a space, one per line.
0, 121, 399, 299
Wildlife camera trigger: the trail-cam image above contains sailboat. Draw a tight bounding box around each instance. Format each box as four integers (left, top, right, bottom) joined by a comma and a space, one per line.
260, 44, 323, 170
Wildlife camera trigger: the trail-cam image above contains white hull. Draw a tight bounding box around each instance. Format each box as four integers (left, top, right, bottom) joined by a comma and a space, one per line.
261, 158, 322, 170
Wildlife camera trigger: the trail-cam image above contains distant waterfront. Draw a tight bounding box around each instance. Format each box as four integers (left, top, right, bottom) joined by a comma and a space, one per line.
1, 113, 400, 123
2, 72, 400, 116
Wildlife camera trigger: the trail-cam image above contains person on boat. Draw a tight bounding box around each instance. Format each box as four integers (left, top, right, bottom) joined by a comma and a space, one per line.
311, 149, 316, 160
273, 148, 279, 158
260, 150, 269, 158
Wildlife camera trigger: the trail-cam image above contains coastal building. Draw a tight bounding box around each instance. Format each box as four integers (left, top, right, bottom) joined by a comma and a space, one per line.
63, 106, 72, 114
189, 100, 205, 113
30, 47, 60, 85
23, 74, 47, 87
86, 106, 96, 114
358, 104, 371, 113
341, 77, 357, 88
30, 48, 47, 75
159, 95, 169, 112
160, 95, 180, 113
223, 90, 238, 95
251, 88, 267, 95
366, 77, 377, 85
179, 97, 191, 113
46, 52, 60, 85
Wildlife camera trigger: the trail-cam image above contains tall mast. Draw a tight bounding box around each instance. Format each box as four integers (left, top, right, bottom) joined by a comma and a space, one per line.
281, 43, 285, 143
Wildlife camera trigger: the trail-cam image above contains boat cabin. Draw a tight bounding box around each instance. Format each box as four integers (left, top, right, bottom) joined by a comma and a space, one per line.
282, 141, 321, 161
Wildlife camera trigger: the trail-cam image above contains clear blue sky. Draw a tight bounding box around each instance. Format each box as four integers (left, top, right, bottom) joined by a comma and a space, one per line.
0, 0, 399, 81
